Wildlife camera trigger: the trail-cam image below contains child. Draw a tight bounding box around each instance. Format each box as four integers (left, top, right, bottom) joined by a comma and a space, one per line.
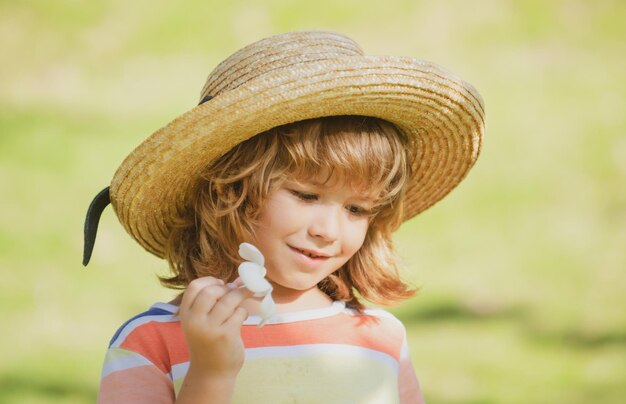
83, 30, 485, 403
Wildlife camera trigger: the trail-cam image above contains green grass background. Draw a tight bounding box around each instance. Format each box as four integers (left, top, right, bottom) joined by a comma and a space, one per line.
1, 0, 625, 402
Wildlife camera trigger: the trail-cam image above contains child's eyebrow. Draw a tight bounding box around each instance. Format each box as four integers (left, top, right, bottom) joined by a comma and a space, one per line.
285, 177, 380, 200
311, 184, 379, 203
352, 195, 379, 205
285, 178, 326, 188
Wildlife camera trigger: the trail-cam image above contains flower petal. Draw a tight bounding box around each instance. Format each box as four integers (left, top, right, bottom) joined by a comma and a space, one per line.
239, 242, 265, 266
238, 262, 271, 296
258, 292, 276, 327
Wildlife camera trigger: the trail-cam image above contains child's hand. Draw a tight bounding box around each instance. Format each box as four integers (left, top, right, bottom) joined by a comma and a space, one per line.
178, 276, 253, 379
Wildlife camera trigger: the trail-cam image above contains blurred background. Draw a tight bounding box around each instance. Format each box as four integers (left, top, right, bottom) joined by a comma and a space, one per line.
1, 0, 625, 402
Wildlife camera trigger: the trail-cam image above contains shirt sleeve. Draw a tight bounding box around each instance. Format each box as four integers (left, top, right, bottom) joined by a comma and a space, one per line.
98, 347, 175, 404
398, 331, 426, 404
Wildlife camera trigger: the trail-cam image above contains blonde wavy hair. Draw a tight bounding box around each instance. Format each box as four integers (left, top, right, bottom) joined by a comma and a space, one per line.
164, 115, 416, 309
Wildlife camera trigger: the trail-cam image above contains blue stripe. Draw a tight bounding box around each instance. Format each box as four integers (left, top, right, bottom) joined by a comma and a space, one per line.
108, 307, 173, 347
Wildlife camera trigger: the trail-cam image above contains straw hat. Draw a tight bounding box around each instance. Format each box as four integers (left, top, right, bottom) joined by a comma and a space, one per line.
83, 30, 485, 265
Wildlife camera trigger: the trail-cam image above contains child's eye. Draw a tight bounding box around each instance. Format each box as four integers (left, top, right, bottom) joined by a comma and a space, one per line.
346, 205, 370, 216
290, 190, 318, 202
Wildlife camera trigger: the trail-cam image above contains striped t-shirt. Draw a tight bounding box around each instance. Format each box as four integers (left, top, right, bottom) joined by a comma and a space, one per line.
98, 301, 424, 403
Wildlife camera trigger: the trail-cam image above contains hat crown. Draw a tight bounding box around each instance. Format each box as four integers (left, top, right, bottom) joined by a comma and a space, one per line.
199, 31, 364, 102
106, 30, 485, 259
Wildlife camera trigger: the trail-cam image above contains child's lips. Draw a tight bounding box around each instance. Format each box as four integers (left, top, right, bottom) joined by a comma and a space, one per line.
288, 245, 331, 260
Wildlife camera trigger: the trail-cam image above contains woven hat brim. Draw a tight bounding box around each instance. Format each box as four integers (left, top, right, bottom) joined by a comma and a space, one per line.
110, 55, 485, 257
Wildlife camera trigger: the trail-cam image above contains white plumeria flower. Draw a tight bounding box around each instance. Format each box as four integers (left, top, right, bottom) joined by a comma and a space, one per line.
238, 242, 275, 327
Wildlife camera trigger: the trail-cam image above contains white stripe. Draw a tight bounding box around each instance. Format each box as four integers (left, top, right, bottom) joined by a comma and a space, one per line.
243, 300, 348, 325
101, 349, 154, 378
170, 362, 190, 382
244, 344, 399, 373
399, 335, 410, 360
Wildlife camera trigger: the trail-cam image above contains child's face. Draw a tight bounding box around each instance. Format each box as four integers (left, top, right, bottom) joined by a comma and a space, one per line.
249, 173, 375, 299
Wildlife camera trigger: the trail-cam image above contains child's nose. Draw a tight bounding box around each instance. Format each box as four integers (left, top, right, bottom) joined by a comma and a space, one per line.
308, 205, 340, 242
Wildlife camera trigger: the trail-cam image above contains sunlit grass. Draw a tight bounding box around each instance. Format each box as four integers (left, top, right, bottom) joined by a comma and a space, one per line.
1, 0, 625, 402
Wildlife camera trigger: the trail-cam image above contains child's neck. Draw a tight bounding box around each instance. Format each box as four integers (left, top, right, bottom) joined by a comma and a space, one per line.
245, 285, 333, 315
276, 285, 334, 312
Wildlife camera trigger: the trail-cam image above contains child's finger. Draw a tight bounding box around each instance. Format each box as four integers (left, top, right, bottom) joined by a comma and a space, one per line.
223, 306, 249, 329
179, 277, 225, 314
187, 285, 229, 319
226, 277, 245, 289
209, 287, 254, 326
